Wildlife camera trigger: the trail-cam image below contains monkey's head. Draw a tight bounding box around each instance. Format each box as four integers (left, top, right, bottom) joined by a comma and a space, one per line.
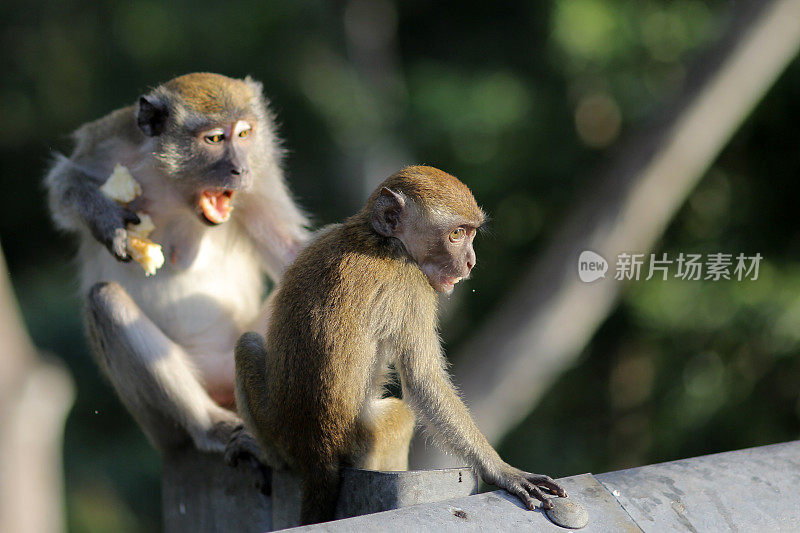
368, 166, 485, 294
136, 72, 276, 225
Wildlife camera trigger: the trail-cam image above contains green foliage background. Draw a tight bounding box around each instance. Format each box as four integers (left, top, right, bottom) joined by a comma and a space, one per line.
1, 1, 798, 530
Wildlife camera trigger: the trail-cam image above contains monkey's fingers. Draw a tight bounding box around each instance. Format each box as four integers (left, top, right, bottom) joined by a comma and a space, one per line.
224, 426, 268, 468
512, 479, 554, 511
525, 473, 567, 498
109, 227, 132, 262
224, 425, 272, 495
91, 203, 140, 262
224, 424, 256, 466
122, 209, 141, 227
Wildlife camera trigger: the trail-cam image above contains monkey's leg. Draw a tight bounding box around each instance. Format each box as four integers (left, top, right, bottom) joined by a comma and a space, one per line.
86, 281, 240, 453
229, 331, 286, 470
225, 332, 285, 494
355, 397, 415, 471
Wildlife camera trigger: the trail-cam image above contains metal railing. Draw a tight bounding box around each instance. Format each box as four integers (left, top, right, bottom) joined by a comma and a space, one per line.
163, 440, 800, 532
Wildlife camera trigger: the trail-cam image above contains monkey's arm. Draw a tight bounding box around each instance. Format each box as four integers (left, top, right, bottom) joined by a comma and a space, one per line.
396, 328, 566, 510
237, 186, 311, 280
45, 110, 143, 261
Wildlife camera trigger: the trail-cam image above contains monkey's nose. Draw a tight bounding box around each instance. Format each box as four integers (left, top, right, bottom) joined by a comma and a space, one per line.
466, 250, 476, 272
231, 165, 249, 176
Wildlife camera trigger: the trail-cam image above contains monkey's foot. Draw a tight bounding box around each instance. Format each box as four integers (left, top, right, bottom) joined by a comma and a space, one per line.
198, 409, 242, 451
225, 424, 271, 495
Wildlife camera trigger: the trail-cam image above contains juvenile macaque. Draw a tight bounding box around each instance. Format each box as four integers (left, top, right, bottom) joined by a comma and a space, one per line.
45, 73, 308, 454
233, 165, 565, 524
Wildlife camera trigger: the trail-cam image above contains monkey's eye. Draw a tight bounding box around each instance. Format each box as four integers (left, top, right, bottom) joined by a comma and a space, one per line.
205, 132, 224, 144
234, 121, 252, 139
449, 227, 466, 243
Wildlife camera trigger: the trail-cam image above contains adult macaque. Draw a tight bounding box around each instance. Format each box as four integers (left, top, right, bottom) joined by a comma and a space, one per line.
45, 73, 308, 454
233, 165, 565, 524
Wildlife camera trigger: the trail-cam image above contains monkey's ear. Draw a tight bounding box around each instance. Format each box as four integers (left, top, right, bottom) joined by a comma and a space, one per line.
137, 96, 168, 136
371, 187, 406, 237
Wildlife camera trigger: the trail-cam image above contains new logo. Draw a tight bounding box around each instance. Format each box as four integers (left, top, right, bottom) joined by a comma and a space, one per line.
578, 250, 608, 282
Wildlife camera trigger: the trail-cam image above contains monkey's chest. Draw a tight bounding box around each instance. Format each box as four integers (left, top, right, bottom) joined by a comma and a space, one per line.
82, 229, 264, 354
147, 263, 262, 350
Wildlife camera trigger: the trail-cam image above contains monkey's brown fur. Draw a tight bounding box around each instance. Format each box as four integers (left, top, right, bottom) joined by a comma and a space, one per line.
235, 165, 565, 524
165, 73, 253, 114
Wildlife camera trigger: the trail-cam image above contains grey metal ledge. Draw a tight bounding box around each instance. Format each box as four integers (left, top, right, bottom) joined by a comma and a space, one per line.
596, 440, 800, 532
282, 473, 638, 532
283, 440, 800, 532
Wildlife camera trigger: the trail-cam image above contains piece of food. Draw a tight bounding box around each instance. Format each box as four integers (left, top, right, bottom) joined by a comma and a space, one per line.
127, 235, 165, 277
128, 213, 156, 239
126, 213, 164, 276
100, 164, 142, 203
100, 166, 164, 276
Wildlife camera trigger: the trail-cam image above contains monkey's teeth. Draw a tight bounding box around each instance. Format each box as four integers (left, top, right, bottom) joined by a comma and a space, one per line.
199, 190, 235, 224
439, 277, 462, 292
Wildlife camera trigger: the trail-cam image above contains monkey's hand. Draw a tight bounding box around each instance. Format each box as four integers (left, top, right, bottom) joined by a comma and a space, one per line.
481, 464, 567, 511
225, 424, 271, 495
86, 197, 141, 262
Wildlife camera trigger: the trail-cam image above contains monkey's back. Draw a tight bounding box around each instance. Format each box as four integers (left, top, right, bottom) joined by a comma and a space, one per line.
263, 219, 433, 469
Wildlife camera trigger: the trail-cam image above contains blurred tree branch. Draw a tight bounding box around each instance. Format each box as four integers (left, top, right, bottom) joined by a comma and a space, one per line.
0, 242, 74, 533
411, 0, 800, 468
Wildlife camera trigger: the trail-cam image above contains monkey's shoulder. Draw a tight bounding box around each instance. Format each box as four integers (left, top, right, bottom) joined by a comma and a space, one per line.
281, 227, 433, 337
71, 106, 144, 159
301, 224, 415, 279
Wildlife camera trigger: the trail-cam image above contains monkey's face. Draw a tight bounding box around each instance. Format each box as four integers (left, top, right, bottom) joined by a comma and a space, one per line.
138, 87, 261, 226
149, 116, 258, 225
370, 184, 482, 295
189, 119, 255, 225
397, 207, 478, 295
414, 222, 478, 294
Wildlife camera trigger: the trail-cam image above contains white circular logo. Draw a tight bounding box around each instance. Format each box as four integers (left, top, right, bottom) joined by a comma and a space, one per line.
578, 251, 608, 282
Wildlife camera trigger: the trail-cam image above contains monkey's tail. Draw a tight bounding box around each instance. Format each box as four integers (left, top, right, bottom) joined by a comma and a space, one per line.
300, 465, 341, 525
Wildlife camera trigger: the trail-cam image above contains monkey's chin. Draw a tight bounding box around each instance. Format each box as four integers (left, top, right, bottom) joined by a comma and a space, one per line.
435, 276, 463, 294
199, 189, 235, 225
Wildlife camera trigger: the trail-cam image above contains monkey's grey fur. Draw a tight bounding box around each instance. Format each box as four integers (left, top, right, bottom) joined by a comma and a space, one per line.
45, 73, 309, 453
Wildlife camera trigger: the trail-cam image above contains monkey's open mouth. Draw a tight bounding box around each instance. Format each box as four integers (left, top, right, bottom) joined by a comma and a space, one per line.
440, 276, 463, 292
199, 189, 234, 225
